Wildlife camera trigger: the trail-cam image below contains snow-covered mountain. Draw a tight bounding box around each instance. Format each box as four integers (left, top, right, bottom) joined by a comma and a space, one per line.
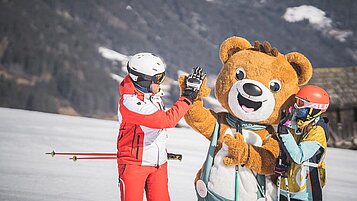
0, 0, 356, 118
0, 107, 356, 200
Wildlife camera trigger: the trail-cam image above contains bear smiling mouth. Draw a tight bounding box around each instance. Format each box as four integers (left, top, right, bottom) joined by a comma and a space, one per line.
237, 93, 262, 112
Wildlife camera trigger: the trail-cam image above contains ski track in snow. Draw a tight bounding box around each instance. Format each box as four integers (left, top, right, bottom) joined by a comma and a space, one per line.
0, 107, 356, 200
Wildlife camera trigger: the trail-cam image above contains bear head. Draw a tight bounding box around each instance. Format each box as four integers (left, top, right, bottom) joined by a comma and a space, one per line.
215, 36, 312, 125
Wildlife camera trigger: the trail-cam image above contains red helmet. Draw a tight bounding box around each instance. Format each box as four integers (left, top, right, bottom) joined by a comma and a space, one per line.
295, 85, 330, 113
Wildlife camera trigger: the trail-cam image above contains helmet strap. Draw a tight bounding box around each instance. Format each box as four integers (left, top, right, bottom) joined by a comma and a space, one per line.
306, 107, 322, 120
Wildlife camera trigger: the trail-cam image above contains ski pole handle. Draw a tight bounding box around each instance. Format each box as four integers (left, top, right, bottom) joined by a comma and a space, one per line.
167, 153, 182, 161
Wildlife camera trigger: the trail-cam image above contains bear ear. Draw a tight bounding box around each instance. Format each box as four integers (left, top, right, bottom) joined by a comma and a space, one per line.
285, 52, 313, 86
219, 36, 252, 64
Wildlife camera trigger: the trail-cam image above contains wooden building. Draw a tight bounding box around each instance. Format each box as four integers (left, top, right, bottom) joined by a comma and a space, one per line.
309, 66, 357, 149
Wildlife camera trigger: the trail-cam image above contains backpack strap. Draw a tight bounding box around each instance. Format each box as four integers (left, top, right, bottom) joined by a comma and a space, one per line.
199, 114, 267, 200
255, 173, 266, 199
307, 162, 323, 201
200, 115, 221, 183
317, 117, 329, 142
230, 112, 267, 200
196, 116, 223, 200
305, 117, 328, 201
307, 117, 329, 166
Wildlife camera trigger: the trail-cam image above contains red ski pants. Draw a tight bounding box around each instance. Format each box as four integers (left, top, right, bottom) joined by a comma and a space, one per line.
118, 163, 170, 201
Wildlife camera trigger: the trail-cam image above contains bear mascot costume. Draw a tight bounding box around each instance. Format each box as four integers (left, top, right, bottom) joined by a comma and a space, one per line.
179, 36, 313, 201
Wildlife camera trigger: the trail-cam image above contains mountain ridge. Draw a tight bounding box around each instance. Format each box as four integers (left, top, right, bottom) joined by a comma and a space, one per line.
0, 0, 356, 118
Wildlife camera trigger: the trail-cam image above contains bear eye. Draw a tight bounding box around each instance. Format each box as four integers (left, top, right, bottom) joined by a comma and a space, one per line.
269, 79, 281, 92
235, 68, 246, 81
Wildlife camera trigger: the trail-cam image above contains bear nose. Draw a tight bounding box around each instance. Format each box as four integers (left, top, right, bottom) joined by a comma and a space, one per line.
243, 83, 262, 96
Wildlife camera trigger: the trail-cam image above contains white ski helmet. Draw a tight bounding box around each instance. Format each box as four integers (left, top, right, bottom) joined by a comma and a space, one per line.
127, 52, 166, 84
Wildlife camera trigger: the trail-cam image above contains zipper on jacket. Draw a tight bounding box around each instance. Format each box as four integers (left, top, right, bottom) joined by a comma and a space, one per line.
155, 141, 160, 167
121, 164, 127, 176
136, 135, 140, 159
131, 125, 137, 155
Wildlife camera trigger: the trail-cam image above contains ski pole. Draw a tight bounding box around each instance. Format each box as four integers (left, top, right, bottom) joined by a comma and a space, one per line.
234, 165, 239, 201
70, 156, 118, 161
276, 158, 282, 201
47, 150, 182, 161
285, 176, 290, 201
69, 155, 183, 162
46, 150, 117, 157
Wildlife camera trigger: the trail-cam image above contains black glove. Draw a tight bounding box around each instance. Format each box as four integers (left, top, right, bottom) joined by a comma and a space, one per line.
274, 162, 289, 177
277, 107, 294, 135
182, 66, 206, 102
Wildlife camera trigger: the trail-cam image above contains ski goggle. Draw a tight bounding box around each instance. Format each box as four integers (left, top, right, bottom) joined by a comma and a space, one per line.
128, 65, 165, 84
138, 72, 165, 84
152, 72, 165, 84
294, 96, 329, 111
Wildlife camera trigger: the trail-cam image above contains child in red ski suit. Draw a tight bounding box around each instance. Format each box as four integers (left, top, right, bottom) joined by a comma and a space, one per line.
117, 52, 205, 201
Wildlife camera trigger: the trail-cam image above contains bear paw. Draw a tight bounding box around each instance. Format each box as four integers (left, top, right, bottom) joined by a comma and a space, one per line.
223, 133, 249, 165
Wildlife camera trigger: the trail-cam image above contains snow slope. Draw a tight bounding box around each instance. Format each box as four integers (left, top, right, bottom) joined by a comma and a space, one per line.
0, 107, 356, 200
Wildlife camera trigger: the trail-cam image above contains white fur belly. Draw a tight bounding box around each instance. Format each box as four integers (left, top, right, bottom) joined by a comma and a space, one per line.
207, 128, 277, 201
207, 149, 258, 200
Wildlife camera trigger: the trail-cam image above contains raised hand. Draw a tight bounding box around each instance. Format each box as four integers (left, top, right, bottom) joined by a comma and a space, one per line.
278, 107, 295, 135
182, 66, 206, 102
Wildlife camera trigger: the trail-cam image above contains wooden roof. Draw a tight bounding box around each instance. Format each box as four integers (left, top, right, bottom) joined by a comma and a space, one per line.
308, 66, 357, 109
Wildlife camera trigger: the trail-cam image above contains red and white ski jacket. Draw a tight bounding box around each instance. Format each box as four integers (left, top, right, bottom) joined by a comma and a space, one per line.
117, 75, 191, 166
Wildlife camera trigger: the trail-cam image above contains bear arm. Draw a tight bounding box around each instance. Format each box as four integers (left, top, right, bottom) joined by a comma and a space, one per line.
184, 99, 217, 140
244, 136, 280, 175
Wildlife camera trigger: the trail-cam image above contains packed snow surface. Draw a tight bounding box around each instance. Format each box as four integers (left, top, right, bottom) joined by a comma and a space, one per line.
0, 107, 356, 200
